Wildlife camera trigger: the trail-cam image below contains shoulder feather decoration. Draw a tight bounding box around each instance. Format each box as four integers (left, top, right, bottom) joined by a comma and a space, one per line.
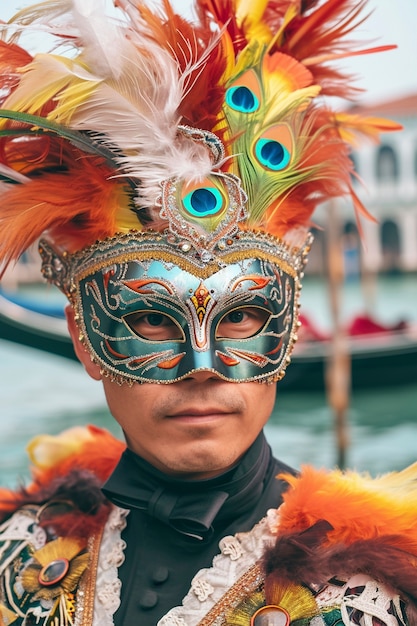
262, 464, 417, 620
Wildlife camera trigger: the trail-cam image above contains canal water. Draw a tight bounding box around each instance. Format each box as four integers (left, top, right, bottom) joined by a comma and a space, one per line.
1, 274, 416, 488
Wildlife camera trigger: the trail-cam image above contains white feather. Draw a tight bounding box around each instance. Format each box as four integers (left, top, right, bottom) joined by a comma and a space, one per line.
65, 26, 216, 206
71, 0, 131, 78
0, 164, 30, 184
4, 0, 81, 44
5, 0, 219, 211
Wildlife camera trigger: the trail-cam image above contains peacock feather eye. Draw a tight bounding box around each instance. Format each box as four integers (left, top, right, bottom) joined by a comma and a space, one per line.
182, 185, 224, 217
255, 139, 290, 170
226, 85, 259, 112
254, 124, 293, 171
225, 69, 261, 114
176, 176, 230, 231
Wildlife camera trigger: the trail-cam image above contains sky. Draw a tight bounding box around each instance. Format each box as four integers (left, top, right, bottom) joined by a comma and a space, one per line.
2, 0, 416, 105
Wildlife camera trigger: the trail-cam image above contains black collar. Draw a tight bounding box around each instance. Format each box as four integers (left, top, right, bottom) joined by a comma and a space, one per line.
102, 432, 272, 542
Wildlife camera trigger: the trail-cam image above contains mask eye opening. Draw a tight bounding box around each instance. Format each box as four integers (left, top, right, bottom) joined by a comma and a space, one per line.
215, 306, 271, 340
123, 310, 186, 343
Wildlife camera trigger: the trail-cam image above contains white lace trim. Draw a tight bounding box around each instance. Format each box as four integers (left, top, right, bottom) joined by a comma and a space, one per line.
158, 508, 280, 626
340, 574, 406, 626
0, 510, 47, 575
0, 510, 46, 549
315, 573, 405, 626
89, 505, 128, 626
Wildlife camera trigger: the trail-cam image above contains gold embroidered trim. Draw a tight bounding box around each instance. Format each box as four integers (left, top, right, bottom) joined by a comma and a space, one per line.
197, 562, 264, 626
80, 522, 106, 626
72, 248, 299, 282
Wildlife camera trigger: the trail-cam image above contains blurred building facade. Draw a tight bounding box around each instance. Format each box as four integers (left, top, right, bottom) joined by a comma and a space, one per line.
309, 93, 417, 276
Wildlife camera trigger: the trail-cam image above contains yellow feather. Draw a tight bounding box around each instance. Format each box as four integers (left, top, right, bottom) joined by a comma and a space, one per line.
219, 31, 238, 83
116, 201, 144, 233
2, 54, 100, 126
232, 41, 264, 81
346, 461, 417, 500
225, 590, 265, 625
236, 0, 272, 45
264, 86, 320, 125
236, 0, 268, 24
225, 581, 318, 624
267, 4, 299, 52
49, 80, 103, 126
335, 112, 403, 147
61, 553, 90, 593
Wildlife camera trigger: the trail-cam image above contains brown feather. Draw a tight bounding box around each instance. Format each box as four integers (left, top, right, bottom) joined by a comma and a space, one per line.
264, 527, 417, 619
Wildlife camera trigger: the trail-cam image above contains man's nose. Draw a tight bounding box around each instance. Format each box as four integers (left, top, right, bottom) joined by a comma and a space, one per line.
185, 368, 223, 383
184, 348, 224, 382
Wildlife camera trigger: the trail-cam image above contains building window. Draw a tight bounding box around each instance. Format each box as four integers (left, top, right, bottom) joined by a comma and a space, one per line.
381, 219, 401, 272
342, 222, 361, 278
376, 145, 399, 182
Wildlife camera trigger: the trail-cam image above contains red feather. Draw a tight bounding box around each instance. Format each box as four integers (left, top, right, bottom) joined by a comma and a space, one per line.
0, 40, 33, 104
280, 0, 395, 98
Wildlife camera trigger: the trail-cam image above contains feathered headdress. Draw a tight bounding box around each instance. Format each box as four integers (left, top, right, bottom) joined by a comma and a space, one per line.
0, 0, 400, 281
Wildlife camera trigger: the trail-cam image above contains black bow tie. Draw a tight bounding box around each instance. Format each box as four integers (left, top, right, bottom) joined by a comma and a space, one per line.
102, 433, 271, 542
103, 479, 228, 540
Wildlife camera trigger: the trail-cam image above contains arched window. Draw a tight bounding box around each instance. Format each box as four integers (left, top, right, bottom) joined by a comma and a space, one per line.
381, 220, 401, 272
342, 222, 361, 278
376, 145, 399, 182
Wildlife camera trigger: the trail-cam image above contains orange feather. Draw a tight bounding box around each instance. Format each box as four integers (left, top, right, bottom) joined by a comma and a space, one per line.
277, 465, 417, 550
29, 425, 126, 488
0, 138, 131, 266
264, 464, 417, 620
0, 425, 125, 519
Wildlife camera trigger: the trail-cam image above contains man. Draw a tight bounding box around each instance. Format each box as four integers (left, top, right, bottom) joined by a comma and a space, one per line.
0, 0, 416, 624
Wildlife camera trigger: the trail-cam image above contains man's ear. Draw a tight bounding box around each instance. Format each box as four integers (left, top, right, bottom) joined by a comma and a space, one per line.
65, 305, 102, 381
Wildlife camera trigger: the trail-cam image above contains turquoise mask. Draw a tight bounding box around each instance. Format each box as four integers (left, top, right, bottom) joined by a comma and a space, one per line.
40, 231, 310, 384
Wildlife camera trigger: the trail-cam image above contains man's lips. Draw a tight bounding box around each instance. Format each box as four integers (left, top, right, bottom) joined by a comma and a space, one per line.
167, 407, 233, 419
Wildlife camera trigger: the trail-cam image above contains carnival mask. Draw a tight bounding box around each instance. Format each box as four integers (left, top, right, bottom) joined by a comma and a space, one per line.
40, 231, 309, 384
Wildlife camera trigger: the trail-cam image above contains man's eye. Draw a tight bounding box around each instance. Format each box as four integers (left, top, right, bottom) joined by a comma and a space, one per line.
146, 313, 166, 326
227, 310, 244, 324
124, 312, 184, 341
216, 307, 270, 339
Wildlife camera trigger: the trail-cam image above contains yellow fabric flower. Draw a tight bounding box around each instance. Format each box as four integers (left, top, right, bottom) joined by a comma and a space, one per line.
20, 536, 89, 602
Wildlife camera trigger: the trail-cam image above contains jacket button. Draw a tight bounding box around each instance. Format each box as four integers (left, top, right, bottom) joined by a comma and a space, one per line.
139, 589, 158, 609
152, 566, 169, 584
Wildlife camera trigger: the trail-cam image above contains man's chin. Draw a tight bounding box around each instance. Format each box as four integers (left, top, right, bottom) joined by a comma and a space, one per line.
152, 445, 241, 480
